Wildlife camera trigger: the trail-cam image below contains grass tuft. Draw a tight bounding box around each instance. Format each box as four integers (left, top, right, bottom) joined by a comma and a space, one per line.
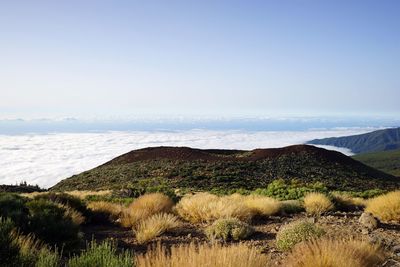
175, 193, 253, 223
365, 191, 400, 222
303, 193, 334, 215
285, 238, 385, 267
135, 213, 181, 244
135, 242, 269, 267
120, 193, 173, 228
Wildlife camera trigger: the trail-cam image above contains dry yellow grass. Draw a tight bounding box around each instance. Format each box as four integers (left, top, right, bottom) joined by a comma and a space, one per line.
20, 190, 111, 199
285, 238, 385, 267
135, 213, 181, 244
242, 195, 281, 216
175, 193, 253, 223
87, 201, 124, 221
304, 193, 334, 215
65, 190, 111, 199
120, 193, 174, 227
136, 242, 269, 267
331, 192, 366, 210
365, 191, 400, 222
57, 204, 85, 225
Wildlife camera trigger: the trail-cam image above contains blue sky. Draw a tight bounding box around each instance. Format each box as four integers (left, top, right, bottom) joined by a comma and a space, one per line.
1, 0, 399, 119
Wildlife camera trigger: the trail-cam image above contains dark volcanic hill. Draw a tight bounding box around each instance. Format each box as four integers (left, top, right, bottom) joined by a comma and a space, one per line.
51, 145, 400, 192
307, 127, 400, 154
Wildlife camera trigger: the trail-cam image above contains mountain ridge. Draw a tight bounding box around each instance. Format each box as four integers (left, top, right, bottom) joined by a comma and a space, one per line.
307, 127, 400, 154
51, 145, 399, 192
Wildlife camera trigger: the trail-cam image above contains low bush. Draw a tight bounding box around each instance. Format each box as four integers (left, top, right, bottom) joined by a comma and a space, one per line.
135, 242, 269, 267
175, 193, 252, 223
365, 191, 400, 222
0, 217, 60, 267
11, 230, 60, 267
0, 193, 29, 229
285, 238, 385, 267
135, 213, 181, 244
253, 179, 328, 200
303, 193, 334, 215
120, 193, 174, 228
0, 217, 20, 265
276, 220, 325, 251
34, 192, 87, 214
67, 240, 133, 267
205, 218, 254, 241
280, 200, 304, 214
26, 199, 82, 250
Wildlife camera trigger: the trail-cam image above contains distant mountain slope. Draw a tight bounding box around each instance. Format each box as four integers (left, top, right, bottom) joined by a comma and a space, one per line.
51, 145, 399, 192
353, 149, 400, 177
307, 127, 400, 154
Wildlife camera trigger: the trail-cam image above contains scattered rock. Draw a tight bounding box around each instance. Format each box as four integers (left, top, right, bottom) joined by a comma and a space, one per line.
359, 212, 379, 230
361, 228, 370, 235
382, 259, 400, 267
393, 245, 400, 256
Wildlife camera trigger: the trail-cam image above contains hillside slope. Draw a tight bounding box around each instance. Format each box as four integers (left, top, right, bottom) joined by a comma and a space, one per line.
51, 145, 399, 192
353, 149, 400, 177
307, 127, 400, 154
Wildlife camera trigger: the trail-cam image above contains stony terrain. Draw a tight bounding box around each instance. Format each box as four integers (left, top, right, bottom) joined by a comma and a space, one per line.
82, 211, 400, 266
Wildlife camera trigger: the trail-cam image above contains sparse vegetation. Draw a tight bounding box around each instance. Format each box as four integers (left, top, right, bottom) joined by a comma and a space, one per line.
51, 146, 399, 193
135, 213, 181, 244
175, 193, 252, 223
1, 186, 400, 266
205, 217, 254, 241
135, 242, 269, 267
365, 191, 400, 222
304, 193, 334, 215
276, 220, 325, 251
285, 238, 385, 267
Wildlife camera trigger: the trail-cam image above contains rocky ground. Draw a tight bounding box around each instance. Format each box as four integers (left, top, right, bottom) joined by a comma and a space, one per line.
82, 211, 400, 266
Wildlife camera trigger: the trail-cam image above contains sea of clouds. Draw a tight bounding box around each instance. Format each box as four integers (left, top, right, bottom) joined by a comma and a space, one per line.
0, 128, 376, 188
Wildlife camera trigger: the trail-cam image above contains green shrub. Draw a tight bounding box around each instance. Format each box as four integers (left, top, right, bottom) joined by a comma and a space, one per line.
0, 193, 29, 229
35, 248, 61, 267
26, 199, 81, 250
0, 216, 61, 267
253, 179, 328, 200
67, 240, 133, 267
34, 193, 87, 214
205, 218, 254, 241
0, 217, 20, 265
349, 189, 386, 199
276, 220, 325, 251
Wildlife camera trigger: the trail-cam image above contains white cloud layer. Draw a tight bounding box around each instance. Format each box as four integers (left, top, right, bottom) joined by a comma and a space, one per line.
0, 128, 373, 188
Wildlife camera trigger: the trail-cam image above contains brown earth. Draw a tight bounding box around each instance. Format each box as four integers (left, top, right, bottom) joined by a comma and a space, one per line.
82, 212, 400, 266
106, 145, 365, 164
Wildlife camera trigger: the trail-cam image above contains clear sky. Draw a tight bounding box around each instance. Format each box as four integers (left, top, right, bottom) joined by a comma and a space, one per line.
1, 0, 399, 119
